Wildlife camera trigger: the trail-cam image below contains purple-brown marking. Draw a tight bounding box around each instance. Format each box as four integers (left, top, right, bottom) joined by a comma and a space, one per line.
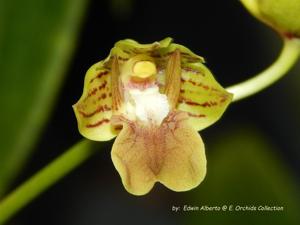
182, 67, 203, 75
86, 118, 110, 128
187, 79, 210, 90
98, 93, 107, 101
88, 87, 98, 97
90, 71, 109, 83
98, 81, 107, 90
78, 104, 111, 118
187, 112, 206, 118
118, 56, 129, 61
179, 97, 218, 108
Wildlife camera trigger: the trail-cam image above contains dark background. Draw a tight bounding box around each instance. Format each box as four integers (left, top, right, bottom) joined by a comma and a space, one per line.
8, 0, 300, 224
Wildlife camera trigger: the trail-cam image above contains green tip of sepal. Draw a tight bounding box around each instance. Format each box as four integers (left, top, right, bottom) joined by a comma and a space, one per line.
241, 0, 300, 38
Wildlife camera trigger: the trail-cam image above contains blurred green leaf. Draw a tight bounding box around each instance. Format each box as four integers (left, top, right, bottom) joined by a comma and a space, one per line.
184, 125, 300, 225
0, 0, 87, 196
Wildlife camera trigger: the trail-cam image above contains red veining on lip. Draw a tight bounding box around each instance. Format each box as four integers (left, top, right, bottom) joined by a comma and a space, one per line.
86, 118, 110, 128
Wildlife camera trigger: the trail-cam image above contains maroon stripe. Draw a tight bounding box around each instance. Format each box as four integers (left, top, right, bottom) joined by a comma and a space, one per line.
187, 112, 206, 118
182, 67, 203, 75
118, 56, 129, 61
219, 93, 231, 103
211, 87, 221, 93
90, 71, 109, 83
96, 71, 109, 79
184, 100, 201, 106
180, 77, 211, 91
179, 97, 218, 107
87, 87, 98, 97
79, 105, 111, 118
283, 32, 300, 39
98, 81, 107, 90
86, 119, 110, 128
187, 80, 210, 90
98, 93, 107, 101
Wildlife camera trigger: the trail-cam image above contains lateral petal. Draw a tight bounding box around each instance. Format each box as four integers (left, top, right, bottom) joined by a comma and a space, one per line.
178, 62, 233, 131
73, 62, 117, 141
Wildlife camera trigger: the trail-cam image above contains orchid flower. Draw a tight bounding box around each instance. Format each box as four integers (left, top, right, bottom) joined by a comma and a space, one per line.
73, 38, 232, 195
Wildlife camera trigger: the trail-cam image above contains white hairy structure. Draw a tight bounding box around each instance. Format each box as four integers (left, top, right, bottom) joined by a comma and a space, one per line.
125, 86, 170, 125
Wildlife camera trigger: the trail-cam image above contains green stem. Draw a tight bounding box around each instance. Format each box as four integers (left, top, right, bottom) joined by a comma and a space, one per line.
227, 38, 300, 102
0, 139, 97, 225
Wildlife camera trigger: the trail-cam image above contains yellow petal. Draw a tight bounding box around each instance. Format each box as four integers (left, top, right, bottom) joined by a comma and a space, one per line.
73, 62, 117, 141
178, 63, 232, 131
111, 111, 206, 195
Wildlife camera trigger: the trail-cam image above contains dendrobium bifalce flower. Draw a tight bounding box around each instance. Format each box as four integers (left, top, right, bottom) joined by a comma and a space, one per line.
73, 38, 232, 195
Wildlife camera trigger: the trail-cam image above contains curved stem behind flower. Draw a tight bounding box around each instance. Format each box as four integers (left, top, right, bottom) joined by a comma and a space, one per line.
227, 38, 300, 102
0, 140, 97, 225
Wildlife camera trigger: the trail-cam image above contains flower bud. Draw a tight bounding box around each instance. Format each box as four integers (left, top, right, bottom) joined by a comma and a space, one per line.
241, 0, 300, 38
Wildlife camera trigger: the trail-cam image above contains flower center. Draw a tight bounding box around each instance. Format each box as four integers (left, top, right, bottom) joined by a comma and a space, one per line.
125, 86, 170, 125
132, 61, 157, 79
120, 56, 169, 125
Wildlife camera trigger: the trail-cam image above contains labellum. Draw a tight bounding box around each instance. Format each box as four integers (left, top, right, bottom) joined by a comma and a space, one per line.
73, 38, 232, 195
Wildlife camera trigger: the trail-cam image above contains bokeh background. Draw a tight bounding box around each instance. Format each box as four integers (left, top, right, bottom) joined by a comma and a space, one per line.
1, 0, 300, 224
